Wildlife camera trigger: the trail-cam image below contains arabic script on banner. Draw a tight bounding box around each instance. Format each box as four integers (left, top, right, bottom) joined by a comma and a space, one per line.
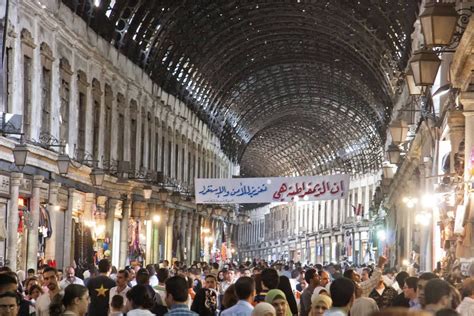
195, 174, 350, 204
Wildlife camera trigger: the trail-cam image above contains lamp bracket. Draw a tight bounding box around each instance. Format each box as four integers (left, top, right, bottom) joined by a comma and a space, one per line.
29, 132, 65, 152
70, 145, 98, 168
428, 6, 474, 53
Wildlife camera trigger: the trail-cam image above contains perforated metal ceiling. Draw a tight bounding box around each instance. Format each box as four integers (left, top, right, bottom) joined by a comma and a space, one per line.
63, 0, 421, 177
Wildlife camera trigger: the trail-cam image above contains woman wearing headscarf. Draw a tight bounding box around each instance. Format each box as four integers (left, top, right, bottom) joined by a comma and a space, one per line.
277, 276, 298, 315
264, 289, 291, 316
310, 294, 332, 316
251, 302, 276, 316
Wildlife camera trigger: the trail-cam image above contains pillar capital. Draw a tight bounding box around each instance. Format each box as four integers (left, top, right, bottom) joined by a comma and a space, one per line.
461, 92, 474, 115
167, 208, 175, 226
33, 175, 44, 188
193, 213, 199, 226
181, 211, 189, 226
49, 182, 61, 195
10, 172, 23, 186
68, 187, 75, 194
448, 110, 465, 128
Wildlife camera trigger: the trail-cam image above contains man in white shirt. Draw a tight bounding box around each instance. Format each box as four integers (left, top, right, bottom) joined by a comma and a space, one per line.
109, 270, 130, 305
218, 268, 235, 295
36, 267, 61, 316
146, 264, 159, 287
221, 277, 254, 316
59, 266, 84, 289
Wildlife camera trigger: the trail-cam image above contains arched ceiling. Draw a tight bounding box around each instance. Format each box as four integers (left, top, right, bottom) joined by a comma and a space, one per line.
63, 0, 421, 177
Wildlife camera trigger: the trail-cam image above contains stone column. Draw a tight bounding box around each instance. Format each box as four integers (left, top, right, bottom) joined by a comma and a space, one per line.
63, 188, 74, 268
151, 204, 160, 264
448, 110, 465, 174
461, 93, 474, 258
119, 197, 131, 268
106, 198, 119, 260
192, 214, 200, 262
7, 173, 23, 271
186, 212, 193, 264
166, 209, 175, 261
27, 175, 43, 270
180, 211, 188, 262
45, 182, 60, 261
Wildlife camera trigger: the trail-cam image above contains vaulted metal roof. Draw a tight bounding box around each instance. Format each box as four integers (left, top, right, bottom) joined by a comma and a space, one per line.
63, 0, 421, 177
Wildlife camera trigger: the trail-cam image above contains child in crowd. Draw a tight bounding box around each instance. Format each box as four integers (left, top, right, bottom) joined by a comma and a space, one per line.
110, 295, 125, 316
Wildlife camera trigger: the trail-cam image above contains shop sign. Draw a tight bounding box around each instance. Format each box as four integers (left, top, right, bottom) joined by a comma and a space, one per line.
0, 175, 9, 196
196, 174, 350, 204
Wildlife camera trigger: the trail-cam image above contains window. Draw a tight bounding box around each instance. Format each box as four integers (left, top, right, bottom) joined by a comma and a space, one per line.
175, 143, 179, 179
22, 55, 32, 137
118, 112, 124, 161
78, 91, 86, 153
116, 94, 125, 161
41, 67, 51, 135
40, 43, 53, 137
21, 29, 34, 138
5, 48, 13, 113
77, 71, 88, 155
148, 113, 152, 169
181, 147, 185, 181
161, 135, 165, 172
59, 58, 72, 145
130, 101, 138, 171
140, 112, 146, 168
155, 118, 160, 171
197, 156, 201, 178
167, 141, 172, 176
187, 151, 192, 184
155, 131, 159, 171
92, 79, 102, 161
104, 85, 113, 163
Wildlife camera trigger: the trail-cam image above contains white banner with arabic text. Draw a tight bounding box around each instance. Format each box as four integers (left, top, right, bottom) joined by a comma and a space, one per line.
195, 174, 350, 204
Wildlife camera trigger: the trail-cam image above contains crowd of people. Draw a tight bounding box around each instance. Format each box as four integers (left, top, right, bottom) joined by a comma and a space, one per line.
0, 255, 472, 316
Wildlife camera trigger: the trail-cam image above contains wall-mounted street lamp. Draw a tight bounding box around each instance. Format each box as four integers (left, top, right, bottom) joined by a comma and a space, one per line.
12, 143, 28, 170
90, 167, 105, 187
386, 144, 401, 165
143, 185, 153, 200
419, 2, 458, 48
405, 68, 422, 96
389, 120, 409, 145
382, 164, 395, 179
158, 187, 169, 202
409, 50, 441, 87
57, 153, 71, 175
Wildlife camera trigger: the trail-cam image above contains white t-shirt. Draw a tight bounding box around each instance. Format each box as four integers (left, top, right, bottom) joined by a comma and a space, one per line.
149, 275, 159, 287
109, 286, 130, 304
60, 277, 85, 289
35, 293, 51, 316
